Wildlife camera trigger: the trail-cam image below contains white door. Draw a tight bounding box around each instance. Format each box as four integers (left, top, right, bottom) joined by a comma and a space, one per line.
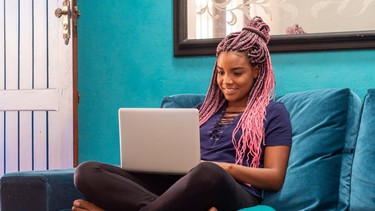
0, 0, 76, 176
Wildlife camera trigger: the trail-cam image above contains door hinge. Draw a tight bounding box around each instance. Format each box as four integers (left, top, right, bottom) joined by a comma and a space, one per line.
73, 5, 80, 37
77, 91, 80, 104
73, 6, 80, 27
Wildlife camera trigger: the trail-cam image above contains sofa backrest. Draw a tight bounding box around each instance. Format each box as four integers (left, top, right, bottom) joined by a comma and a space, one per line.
161, 94, 205, 108
350, 89, 375, 210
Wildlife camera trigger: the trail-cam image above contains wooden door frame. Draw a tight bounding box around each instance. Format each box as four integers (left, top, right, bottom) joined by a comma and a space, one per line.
72, 0, 79, 167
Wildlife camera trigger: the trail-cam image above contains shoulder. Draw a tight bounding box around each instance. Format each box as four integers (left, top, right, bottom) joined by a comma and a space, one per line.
266, 101, 290, 119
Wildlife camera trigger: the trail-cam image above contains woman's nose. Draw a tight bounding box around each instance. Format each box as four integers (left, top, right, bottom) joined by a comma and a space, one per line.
223, 76, 233, 84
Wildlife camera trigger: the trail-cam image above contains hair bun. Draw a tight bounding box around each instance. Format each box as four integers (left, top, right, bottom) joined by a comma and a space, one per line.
244, 16, 270, 44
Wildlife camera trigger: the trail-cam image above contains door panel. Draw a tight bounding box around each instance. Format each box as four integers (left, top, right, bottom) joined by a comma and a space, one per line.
0, 0, 74, 176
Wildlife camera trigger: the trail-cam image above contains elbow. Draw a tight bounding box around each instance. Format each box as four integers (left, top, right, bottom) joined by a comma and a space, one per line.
266, 175, 286, 191
265, 181, 283, 192
271, 181, 284, 191
268, 169, 287, 191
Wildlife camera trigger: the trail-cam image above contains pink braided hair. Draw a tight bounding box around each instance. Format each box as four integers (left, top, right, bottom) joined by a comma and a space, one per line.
199, 16, 275, 168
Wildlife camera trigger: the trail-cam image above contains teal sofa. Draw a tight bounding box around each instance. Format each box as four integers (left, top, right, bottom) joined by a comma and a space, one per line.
1, 88, 375, 211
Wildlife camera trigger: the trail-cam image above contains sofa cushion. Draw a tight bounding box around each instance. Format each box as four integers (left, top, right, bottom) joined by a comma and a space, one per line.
0, 169, 84, 211
161, 94, 205, 108
262, 88, 362, 211
239, 205, 275, 211
350, 89, 375, 210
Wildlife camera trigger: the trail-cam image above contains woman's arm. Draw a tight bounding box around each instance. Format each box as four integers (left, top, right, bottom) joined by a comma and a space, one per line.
211, 145, 290, 191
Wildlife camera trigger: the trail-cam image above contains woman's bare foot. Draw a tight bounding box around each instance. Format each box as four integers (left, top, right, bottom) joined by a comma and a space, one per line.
72, 199, 105, 211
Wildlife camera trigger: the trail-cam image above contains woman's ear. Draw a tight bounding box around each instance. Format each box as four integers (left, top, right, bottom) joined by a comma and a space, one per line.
254, 65, 260, 79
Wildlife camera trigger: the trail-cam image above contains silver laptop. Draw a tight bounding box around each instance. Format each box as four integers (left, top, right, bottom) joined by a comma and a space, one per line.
118, 108, 201, 174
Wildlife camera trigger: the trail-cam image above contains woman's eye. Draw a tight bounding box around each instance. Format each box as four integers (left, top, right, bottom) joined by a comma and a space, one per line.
217, 70, 224, 75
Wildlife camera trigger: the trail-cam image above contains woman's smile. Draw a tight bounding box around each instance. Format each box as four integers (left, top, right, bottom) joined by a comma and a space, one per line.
222, 87, 238, 94
216, 51, 259, 108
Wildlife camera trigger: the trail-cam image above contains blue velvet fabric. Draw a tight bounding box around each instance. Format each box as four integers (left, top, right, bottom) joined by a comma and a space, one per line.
239, 205, 275, 211
263, 88, 362, 211
0, 169, 84, 211
160, 94, 205, 108
350, 89, 375, 210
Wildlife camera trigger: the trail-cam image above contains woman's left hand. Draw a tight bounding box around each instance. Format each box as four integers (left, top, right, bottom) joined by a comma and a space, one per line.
203, 145, 290, 191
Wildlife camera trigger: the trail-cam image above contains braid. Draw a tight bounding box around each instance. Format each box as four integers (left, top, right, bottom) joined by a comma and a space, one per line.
199, 16, 275, 167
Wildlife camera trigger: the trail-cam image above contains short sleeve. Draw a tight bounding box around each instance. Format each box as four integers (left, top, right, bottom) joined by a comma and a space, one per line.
264, 102, 292, 146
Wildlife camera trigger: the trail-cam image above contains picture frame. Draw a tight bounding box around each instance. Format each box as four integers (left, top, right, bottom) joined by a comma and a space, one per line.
174, 0, 375, 56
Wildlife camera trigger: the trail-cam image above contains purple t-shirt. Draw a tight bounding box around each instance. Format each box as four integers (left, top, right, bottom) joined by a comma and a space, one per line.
199, 101, 292, 198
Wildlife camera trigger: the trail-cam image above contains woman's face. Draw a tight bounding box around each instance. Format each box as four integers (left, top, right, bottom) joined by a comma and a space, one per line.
216, 51, 259, 109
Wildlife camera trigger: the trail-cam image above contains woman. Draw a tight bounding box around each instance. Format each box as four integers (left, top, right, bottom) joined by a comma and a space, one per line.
73, 16, 292, 211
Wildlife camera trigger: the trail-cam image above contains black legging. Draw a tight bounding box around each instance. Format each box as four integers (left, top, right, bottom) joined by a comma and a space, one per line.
74, 161, 260, 211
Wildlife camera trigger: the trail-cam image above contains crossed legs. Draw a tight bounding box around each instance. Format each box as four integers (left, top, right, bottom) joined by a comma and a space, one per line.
74, 161, 260, 211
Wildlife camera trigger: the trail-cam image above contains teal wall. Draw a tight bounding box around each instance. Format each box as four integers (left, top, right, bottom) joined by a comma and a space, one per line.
78, 1, 375, 164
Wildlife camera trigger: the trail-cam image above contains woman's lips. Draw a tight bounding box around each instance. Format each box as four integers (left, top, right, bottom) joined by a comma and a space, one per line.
223, 88, 238, 94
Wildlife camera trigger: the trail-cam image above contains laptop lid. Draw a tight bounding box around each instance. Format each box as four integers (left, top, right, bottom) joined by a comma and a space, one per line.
118, 108, 200, 174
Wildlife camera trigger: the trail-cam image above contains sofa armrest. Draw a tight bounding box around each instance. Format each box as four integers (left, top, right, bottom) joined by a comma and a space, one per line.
1, 168, 84, 211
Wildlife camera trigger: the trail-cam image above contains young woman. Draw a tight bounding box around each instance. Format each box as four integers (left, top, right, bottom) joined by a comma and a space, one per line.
72, 16, 292, 211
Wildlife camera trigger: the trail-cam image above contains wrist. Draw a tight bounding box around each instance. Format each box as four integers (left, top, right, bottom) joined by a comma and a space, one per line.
225, 163, 234, 172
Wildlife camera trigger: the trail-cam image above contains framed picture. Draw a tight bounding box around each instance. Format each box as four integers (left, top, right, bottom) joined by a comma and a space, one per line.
174, 0, 375, 56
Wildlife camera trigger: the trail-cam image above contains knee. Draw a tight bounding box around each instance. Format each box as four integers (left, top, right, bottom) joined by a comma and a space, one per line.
190, 162, 229, 187
193, 162, 225, 176
74, 161, 100, 190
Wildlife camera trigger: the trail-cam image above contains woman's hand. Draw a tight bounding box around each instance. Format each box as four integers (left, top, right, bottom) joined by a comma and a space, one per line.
205, 145, 290, 191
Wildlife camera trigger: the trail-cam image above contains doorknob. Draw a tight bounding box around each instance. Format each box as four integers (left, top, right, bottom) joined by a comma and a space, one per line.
55, 0, 71, 44
55, 8, 69, 18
